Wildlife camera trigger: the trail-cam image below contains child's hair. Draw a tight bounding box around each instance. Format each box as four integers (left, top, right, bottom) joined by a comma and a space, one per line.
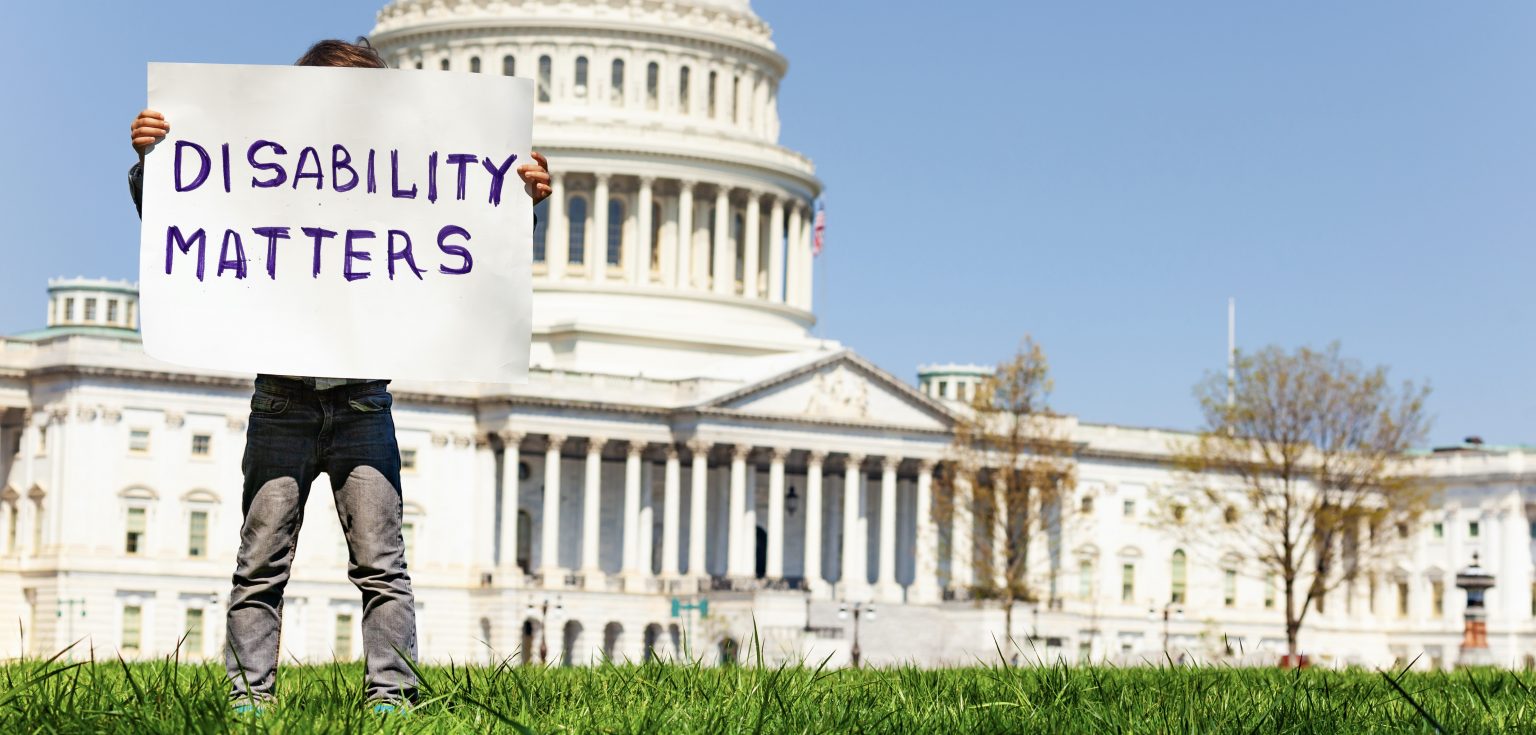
295, 38, 389, 69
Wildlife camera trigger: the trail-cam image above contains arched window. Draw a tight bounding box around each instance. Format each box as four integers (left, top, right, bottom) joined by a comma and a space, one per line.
607, 198, 625, 266
731, 75, 740, 123
537, 55, 552, 102
568, 195, 588, 265
532, 200, 548, 262
650, 202, 663, 274
646, 62, 659, 110
1078, 558, 1095, 600
707, 205, 717, 278
1080, 495, 1094, 514
502, 55, 515, 76
415, 60, 424, 70
1170, 549, 1187, 604
611, 59, 625, 105
678, 66, 691, 112
707, 70, 718, 117
470, 56, 481, 73
440, 58, 450, 71
574, 56, 589, 98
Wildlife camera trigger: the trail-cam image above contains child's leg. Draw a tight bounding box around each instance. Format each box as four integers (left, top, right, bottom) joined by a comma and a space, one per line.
325, 381, 417, 704
225, 377, 323, 703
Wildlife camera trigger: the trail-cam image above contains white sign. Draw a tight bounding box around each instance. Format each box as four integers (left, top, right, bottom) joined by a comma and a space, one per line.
139, 63, 533, 383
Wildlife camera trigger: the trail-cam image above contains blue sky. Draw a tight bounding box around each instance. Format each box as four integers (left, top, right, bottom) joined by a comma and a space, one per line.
1, 2, 1531, 445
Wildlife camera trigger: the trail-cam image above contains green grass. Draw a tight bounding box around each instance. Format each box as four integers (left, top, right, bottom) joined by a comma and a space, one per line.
3, 649, 1536, 733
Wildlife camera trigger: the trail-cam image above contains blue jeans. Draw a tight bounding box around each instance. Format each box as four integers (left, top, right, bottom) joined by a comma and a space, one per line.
225, 376, 418, 703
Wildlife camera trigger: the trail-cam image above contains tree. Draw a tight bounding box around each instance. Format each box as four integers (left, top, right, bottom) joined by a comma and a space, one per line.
1168, 343, 1431, 661
934, 338, 1077, 658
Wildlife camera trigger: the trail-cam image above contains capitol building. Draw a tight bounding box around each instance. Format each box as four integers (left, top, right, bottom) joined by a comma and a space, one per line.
2, 0, 1533, 671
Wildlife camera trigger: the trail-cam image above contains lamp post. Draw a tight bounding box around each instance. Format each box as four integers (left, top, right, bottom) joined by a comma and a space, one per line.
526, 596, 563, 665
1455, 552, 1495, 667
786, 484, 800, 516
838, 601, 875, 668
1150, 601, 1184, 659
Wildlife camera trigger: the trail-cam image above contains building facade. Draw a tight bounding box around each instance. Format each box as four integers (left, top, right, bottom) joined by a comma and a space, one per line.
2, 0, 1533, 670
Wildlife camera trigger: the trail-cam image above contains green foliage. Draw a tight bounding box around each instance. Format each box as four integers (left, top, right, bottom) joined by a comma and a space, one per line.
2, 655, 1533, 733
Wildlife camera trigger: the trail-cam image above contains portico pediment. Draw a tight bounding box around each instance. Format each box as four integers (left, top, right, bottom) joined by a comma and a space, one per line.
702, 351, 954, 431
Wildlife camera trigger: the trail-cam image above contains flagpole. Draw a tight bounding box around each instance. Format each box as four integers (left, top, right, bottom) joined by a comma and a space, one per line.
1226, 297, 1236, 407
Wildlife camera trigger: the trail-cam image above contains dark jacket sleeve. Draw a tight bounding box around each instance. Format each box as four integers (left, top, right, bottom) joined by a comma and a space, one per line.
129, 161, 144, 218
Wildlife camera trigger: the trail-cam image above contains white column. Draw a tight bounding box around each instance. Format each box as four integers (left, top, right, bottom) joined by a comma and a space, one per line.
842, 454, 867, 596
992, 479, 1008, 590
591, 173, 610, 282
877, 457, 900, 600
580, 437, 605, 578
911, 461, 940, 603
785, 202, 803, 307
476, 436, 498, 575
661, 445, 682, 577
951, 475, 974, 591
804, 452, 825, 596
676, 181, 695, 289
726, 445, 751, 577
622, 442, 644, 584
712, 187, 732, 294
688, 440, 709, 578
634, 176, 654, 285
547, 173, 567, 281
498, 431, 524, 578
766, 448, 787, 580
767, 196, 785, 303
540, 435, 566, 581
743, 192, 762, 299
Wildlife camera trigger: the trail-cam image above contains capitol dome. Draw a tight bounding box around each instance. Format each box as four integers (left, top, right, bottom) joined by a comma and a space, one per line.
371, 0, 823, 380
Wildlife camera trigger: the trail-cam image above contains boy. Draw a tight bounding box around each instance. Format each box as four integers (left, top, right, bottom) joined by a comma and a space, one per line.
128, 38, 551, 711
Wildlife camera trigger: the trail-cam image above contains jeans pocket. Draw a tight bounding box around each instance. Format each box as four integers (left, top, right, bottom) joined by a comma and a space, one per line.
250, 392, 289, 416
349, 392, 393, 414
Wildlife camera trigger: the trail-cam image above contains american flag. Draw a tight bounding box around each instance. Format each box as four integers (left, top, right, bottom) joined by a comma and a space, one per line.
812, 202, 826, 256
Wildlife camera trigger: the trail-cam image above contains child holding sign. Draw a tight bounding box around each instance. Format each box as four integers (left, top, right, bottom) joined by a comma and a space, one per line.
128, 38, 551, 714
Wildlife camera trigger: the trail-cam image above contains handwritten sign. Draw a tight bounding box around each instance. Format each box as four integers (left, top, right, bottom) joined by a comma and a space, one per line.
138, 63, 533, 383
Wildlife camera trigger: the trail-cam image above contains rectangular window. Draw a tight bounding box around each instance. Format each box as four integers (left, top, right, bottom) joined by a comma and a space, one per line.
125, 507, 146, 555
129, 428, 151, 454
1078, 559, 1094, 600
107, 300, 118, 323
191, 434, 211, 456
679, 66, 691, 111
646, 61, 659, 110
402, 521, 416, 567
1223, 569, 1237, 608
1122, 499, 1135, 517
707, 70, 718, 117
1432, 522, 1444, 539
122, 605, 142, 653
1121, 563, 1135, 602
537, 55, 552, 103
1432, 580, 1444, 617
401, 448, 418, 471
1369, 576, 1378, 614
184, 607, 204, 655
64, 298, 74, 321
84, 299, 97, 321
335, 613, 354, 659
1469, 521, 1480, 538
1397, 582, 1410, 618
1264, 574, 1275, 609
188, 510, 208, 558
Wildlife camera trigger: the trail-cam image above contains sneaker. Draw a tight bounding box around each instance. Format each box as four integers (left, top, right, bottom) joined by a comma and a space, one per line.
371, 702, 409, 716
232, 703, 266, 717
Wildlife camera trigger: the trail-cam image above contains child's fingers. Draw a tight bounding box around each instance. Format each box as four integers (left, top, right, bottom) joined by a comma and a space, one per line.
138, 109, 165, 120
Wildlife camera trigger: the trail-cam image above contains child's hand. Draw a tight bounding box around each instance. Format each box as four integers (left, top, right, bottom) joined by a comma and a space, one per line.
132, 109, 170, 161
518, 151, 551, 205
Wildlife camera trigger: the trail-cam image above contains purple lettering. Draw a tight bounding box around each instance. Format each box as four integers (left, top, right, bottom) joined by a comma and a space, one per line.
367, 149, 377, 194
252, 226, 291, 280
302, 226, 338, 278
390, 149, 417, 199
165, 225, 207, 281
221, 143, 232, 193
437, 225, 473, 275
386, 230, 426, 281
173, 141, 210, 192
217, 229, 248, 279
333, 145, 359, 193
248, 140, 288, 188
427, 151, 439, 204
479, 153, 518, 206
446, 154, 478, 201
293, 146, 323, 190
344, 230, 375, 282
